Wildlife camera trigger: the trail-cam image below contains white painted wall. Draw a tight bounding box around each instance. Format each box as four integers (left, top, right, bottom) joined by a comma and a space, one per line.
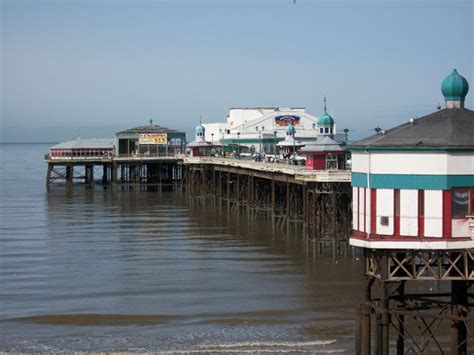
202, 123, 229, 143
351, 152, 369, 173
400, 189, 418, 236
352, 187, 359, 231
376, 189, 394, 235
452, 219, 470, 238
353, 152, 474, 176
424, 190, 442, 237
359, 187, 365, 233
447, 153, 474, 175
365, 188, 371, 234
229, 108, 277, 128
369, 153, 447, 175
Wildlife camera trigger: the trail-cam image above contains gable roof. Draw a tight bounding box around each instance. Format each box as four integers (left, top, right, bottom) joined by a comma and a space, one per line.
350, 108, 474, 150
300, 136, 345, 153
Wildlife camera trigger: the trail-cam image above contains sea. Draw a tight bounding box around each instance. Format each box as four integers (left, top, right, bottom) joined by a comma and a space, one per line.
0, 143, 363, 353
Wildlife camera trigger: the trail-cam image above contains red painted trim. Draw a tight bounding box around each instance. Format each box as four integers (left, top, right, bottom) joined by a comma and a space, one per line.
357, 187, 360, 231
363, 188, 366, 233
394, 189, 400, 236
418, 190, 424, 237
371, 189, 377, 235
442, 190, 452, 239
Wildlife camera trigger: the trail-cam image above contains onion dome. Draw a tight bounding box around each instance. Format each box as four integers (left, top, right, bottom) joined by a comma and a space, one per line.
441, 69, 469, 101
195, 123, 205, 134
286, 123, 296, 135
317, 111, 335, 126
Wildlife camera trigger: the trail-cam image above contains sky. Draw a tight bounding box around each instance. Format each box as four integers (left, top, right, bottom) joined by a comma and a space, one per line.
1, 0, 473, 143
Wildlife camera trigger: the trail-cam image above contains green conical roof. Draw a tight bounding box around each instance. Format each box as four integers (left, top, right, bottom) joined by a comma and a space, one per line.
441, 69, 469, 101
317, 112, 334, 126
195, 123, 205, 133
285, 123, 296, 134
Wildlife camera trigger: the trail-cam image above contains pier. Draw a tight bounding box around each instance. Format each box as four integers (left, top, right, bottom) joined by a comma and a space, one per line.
45, 154, 352, 251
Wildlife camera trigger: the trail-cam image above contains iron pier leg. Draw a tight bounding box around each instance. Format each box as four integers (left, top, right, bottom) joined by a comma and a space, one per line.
451, 280, 468, 355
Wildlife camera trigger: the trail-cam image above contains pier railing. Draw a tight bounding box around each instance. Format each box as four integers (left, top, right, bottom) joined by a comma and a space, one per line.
183, 156, 351, 182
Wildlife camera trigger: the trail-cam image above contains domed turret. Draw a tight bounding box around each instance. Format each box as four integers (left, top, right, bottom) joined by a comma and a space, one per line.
317, 112, 335, 126
441, 69, 469, 108
285, 123, 295, 135
317, 97, 335, 135
195, 123, 205, 135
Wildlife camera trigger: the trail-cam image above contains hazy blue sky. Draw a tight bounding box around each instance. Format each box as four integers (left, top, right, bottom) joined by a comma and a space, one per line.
1, 0, 473, 142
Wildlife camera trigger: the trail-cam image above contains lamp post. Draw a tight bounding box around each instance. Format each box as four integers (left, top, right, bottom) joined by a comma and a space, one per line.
259, 130, 262, 155
237, 131, 240, 159
274, 130, 277, 158
211, 133, 214, 144
292, 130, 296, 163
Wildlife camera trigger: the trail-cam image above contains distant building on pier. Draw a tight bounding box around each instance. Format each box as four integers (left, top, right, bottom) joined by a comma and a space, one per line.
187, 122, 220, 157
201, 104, 345, 155
115, 120, 186, 157
48, 138, 115, 159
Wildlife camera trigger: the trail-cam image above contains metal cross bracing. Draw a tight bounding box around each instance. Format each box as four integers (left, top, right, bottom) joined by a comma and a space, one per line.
355, 250, 474, 355
365, 249, 474, 281
182, 163, 352, 253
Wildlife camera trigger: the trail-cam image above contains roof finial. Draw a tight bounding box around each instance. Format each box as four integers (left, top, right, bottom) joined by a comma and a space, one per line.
199, 115, 202, 124
323, 96, 327, 113
149, 118, 153, 125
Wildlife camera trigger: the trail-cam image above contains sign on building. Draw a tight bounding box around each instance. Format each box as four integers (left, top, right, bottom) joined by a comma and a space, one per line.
139, 133, 168, 145
275, 115, 301, 126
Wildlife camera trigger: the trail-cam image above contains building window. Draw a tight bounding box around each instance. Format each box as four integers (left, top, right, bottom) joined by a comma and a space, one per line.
256, 126, 259, 131
452, 188, 471, 218
326, 154, 338, 170
325, 127, 329, 133
312, 123, 316, 129
320, 128, 324, 134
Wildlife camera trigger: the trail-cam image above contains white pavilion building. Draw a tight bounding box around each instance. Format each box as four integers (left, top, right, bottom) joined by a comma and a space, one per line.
349, 69, 474, 250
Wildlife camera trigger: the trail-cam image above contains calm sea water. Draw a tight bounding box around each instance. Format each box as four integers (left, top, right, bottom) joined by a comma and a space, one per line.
0, 143, 363, 353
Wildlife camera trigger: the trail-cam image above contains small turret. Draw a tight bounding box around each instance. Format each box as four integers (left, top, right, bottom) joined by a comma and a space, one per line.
441, 69, 469, 108
317, 97, 335, 135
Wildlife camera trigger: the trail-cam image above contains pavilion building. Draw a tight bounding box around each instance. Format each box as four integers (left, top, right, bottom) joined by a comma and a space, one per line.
115, 120, 186, 157
299, 98, 347, 170
187, 122, 220, 157
349, 69, 474, 250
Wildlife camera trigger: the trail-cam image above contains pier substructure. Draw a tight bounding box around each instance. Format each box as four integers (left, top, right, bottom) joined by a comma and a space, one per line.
183, 163, 352, 250
355, 249, 474, 355
46, 158, 182, 191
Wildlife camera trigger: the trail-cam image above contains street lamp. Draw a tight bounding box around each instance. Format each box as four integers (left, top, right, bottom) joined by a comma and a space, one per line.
211, 133, 214, 144
292, 129, 296, 163
274, 130, 277, 158
237, 131, 240, 159
259, 130, 262, 155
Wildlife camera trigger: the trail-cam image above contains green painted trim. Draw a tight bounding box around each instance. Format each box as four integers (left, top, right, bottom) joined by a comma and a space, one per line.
352, 172, 474, 189
351, 172, 368, 188
349, 146, 474, 152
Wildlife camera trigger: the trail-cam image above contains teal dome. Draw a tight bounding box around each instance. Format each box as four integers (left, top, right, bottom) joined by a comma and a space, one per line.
195, 123, 205, 133
317, 112, 334, 127
441, 69, 469, 101
286, 124, 295, 134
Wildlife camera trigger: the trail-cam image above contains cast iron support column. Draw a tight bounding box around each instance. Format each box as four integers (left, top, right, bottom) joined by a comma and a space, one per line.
451, 280, 468, 355
66, 165, 73, 186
